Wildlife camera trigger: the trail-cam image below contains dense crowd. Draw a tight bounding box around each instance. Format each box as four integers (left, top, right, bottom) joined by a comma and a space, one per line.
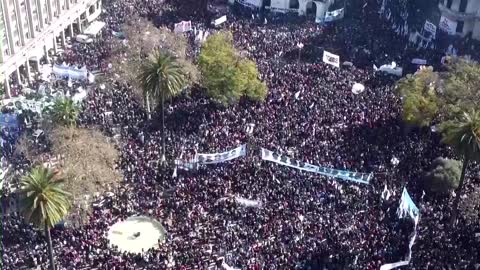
2, 0, 479, 269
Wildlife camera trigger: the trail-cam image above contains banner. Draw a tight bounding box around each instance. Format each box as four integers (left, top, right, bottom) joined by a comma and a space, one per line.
323, 50, 340, 68
174, 21, 192, 33
380, 188, 420, 270
214, 15, 227, 26
235, 0, 262, 9
324, 8, 345, 22
439, 16, 456, 35
423, 20, 437, 38
261, 148, 372, 184
196, 144, 247, 164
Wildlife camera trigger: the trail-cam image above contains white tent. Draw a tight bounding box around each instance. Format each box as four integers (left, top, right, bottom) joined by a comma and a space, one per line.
83, 21, 106, 36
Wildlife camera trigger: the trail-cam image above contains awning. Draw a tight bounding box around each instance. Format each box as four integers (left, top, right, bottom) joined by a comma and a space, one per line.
83, 21, 106, 36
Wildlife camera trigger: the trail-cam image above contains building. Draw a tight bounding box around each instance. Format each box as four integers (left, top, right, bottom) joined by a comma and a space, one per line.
438, 0, 480, 39
232, 0, 344, 22
1, 0, 102, 97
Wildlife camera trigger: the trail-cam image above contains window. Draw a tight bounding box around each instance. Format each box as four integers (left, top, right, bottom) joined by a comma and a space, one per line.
446, 0, 453, 8
89, 5, 95, 15
459, 0, 468, 12
289, 0, 299, 9
456, 20, 464, 33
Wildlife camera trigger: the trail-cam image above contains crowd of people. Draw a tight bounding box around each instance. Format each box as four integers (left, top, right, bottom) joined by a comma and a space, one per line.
2, 0, 479, 269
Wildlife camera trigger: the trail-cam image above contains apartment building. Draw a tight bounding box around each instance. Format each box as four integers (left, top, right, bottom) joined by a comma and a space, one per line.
438, 0, 480, 39
1, 0, 102, 97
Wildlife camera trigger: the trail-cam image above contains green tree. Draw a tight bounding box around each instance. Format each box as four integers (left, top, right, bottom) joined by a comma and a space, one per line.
395, 66, 440, 127
20, 166, 71, 270
137, 50, 186, 163
439, 109, 480, 225
199, 31, 267, 105
424, 157, 462, 194
108, 17, 198, 105
395, 58, 480, 128
443, 57, 480, 117
49, 98, 80, 128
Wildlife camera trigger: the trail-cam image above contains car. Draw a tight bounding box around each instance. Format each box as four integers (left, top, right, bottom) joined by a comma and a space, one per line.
75, 34, 94, 44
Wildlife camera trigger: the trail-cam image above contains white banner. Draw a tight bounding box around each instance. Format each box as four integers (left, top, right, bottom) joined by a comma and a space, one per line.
196, 144, 247, 164
214, 15, 227, 26
174, 21, 192, 33
423, 20, 437, 38
322, 50, 340, 68
261, 148, 372, 184
324, 8, 345, 22
411, 58, 427, 65
380, 188, 420, 270
235, 0, 262, 8
439, 16, 456, 35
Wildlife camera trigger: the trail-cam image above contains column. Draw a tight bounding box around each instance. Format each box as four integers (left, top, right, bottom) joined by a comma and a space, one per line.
43, 45, 50, 64
34, 59, 41, 72
25, 60, 32, 83
61, 30, 66, 47
53, 36, 58, 54
69, 24, 74, 37
77, 17, 82, 32
15, 67, 23, 85
4, 78, 11, 98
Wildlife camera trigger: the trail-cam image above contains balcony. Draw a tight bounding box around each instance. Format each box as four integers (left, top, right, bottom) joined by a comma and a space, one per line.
438, 2, 480, 20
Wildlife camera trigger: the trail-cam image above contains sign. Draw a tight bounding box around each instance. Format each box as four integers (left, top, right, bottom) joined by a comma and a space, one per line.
214, 15, 227, 26
261, 148, 372, 184
324, 8, 345, 22
439, 16, 457, 35
411, 58, 427, 65
174, 21, 192, 33
235, 0, 262, 8
196, 144, 247, 164
423, 20, 437, 38
322, 50, 340, 68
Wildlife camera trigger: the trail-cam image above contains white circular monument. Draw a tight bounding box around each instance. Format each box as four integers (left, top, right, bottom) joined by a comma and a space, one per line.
107, 216, 166, 254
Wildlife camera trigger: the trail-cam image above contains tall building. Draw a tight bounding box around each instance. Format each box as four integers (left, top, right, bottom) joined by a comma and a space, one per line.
438, 0, 480, 39
0, 0, 102, 97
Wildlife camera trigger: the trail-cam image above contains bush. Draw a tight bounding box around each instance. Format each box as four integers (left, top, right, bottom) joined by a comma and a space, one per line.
424, 157, 462, 194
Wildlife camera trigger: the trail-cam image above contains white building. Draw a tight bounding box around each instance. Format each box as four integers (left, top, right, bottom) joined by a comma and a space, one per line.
232, 0, 342, 22
1, 0, 102, 97
438, 0, 480, 39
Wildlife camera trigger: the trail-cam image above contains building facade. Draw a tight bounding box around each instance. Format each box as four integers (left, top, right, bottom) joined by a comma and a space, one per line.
1, 0, 102, 97
438, 0, 480, 39
232, 0, 337, 21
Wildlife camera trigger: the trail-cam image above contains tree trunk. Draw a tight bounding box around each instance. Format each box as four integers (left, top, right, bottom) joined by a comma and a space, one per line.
161, 90, 166, 164
45, 223, 56, 270
145, 92, 152, 119
450, 156, 469, 226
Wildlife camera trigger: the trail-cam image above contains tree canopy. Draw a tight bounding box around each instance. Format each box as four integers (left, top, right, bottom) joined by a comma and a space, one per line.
48, 97, 80, 128
198, 31, 267, 105
424, 157, 462, 194
395, 58, 480, 127
108, 16, 198, 103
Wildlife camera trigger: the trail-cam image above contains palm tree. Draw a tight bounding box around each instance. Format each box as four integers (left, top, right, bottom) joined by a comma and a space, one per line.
19, 166, 71, 270
50, 97, 80, 128
440, 109, 480, 225
137, 50, 186, 163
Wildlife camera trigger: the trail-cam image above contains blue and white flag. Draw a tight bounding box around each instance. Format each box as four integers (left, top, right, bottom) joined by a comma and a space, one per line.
397, 188, 420, 221
261, 148, 372, 184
